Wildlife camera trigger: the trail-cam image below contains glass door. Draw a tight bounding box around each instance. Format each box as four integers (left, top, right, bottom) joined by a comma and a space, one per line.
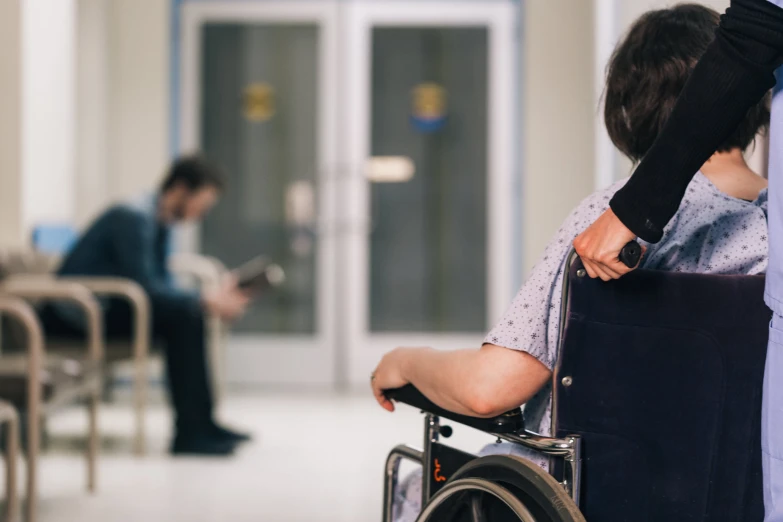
180, 2, 338, 386
342, 2, 518, 386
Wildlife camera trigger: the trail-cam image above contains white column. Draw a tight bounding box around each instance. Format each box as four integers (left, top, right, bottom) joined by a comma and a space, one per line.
21, 0, 78, 235
593, 0, 618, 189
0, 0, 78, 245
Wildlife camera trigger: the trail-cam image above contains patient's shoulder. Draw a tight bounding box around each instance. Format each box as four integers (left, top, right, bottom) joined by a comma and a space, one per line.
644, 175, 768, 275
561, 179, 628, 232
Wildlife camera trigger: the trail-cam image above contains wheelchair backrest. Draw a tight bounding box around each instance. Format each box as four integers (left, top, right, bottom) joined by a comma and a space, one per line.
555, 259, 770, 522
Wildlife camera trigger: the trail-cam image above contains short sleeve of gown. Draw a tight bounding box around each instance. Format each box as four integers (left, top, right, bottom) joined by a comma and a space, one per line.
483, 190, 612, 370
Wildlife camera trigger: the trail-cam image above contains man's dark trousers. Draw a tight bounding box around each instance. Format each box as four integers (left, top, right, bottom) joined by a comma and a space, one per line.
42, 299, 214, 433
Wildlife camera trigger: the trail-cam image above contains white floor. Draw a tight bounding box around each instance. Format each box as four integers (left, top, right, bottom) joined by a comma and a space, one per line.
19, 393, 497, 522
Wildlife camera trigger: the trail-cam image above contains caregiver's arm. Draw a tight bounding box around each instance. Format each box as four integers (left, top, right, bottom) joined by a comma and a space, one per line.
371, 344, 550, 418
576, 0, 783, 278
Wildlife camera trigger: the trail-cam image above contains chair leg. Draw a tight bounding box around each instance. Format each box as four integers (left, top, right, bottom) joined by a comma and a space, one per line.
25, 410, 38, 522
6, 415, 18, 522
101, 367, 114, 403
208, 319, 225, 405
134, 354, 146, 457
87, 393, 97, 493
38, 420, 49, 453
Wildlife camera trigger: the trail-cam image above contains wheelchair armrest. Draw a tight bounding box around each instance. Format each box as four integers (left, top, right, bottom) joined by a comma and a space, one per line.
384, 384, 524, 434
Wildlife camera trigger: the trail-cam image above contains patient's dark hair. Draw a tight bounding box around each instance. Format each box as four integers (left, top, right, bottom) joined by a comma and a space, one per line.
604, 4, 770, 162
160, 155, 225, 193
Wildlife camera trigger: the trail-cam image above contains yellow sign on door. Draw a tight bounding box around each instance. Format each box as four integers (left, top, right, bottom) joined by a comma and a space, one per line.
411, 82, 448, 133
243, 82, 276, 122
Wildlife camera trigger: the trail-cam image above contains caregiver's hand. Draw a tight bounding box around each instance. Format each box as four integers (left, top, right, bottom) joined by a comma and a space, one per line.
573, 208, 644, 280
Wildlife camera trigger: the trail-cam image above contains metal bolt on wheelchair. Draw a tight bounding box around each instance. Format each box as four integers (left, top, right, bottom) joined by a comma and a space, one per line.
381, 252, 770, 522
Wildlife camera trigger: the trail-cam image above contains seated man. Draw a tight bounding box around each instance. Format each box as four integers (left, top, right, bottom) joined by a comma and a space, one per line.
370, 5, 771, 520
42, 155, 251, 456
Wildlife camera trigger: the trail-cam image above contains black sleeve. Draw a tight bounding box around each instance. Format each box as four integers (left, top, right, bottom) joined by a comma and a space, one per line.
609, 0, 783, 243
108, 208, 201, 317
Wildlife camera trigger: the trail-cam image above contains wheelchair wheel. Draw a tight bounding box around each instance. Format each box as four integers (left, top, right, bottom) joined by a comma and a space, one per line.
442, 455, 586, 522
416, 477, 537, 522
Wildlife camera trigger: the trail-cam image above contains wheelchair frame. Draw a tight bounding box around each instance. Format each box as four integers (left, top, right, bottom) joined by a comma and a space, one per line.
382, 252, 584, 522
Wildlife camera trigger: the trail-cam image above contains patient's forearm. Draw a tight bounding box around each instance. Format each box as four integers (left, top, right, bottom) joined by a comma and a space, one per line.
400, 345, 550, 418
400, 348, 487, 416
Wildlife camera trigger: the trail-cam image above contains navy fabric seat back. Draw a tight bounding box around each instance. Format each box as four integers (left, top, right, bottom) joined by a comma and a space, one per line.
555, 260, 770, 522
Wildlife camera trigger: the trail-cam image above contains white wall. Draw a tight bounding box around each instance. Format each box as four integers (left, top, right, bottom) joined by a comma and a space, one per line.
618, 0, 729, 31
106, 0, 171, 201
76, 0, 109, 226
73, 0, 170, 224
522, 0, 595, 272
0, 1, 23, 246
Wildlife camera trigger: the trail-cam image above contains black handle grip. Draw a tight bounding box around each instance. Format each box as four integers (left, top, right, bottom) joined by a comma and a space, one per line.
619, 240, 642, 268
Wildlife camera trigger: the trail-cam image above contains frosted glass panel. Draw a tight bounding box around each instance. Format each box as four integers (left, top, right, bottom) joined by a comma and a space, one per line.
369, 27, 488, 333
200, 24, 318, 334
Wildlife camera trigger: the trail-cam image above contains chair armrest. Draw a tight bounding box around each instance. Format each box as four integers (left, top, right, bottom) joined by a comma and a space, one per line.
168, 255, 228, 401
0, 296, 46, 409
169, 253, 224, 290
57, 277, 150, 355
0, 277, 104, 362
384, 384, 525, 435
0, 400, 19, 424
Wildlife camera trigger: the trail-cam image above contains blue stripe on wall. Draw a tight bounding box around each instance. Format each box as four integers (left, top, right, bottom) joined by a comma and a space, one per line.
169, 0, 184, 157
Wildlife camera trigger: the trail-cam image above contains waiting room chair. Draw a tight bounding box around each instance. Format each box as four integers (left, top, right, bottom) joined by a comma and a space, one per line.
168, 253, 228, 403
0, 249, 149, 455
0, 281, 103, 522
0, 397, 20, 522
0, 248, 229, 455
0, 298, 23, 522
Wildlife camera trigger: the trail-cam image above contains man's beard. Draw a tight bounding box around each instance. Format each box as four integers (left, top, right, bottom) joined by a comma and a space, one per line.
171, 200, 188, 221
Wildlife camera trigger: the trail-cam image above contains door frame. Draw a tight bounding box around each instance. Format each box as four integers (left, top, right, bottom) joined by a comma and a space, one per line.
341, 1, 518, 387
180, 1, 340, 386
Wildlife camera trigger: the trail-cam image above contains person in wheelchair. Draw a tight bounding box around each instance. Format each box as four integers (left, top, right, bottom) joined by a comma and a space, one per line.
370, 5, 771, 521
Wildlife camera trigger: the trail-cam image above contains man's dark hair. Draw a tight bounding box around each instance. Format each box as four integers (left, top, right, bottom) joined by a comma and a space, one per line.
160, 155, 225, 193
604, 4, 770, 163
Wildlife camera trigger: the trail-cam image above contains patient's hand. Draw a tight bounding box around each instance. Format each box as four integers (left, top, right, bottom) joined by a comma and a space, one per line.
371, 348, 418, 412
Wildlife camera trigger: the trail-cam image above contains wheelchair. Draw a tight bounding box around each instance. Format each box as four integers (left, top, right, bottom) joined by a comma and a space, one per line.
382, 253, 771, 522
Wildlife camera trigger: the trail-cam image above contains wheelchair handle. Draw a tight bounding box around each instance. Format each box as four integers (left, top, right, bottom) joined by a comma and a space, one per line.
619, 240, 642, 268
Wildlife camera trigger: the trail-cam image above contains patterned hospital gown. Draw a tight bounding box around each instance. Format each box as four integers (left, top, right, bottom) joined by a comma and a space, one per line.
392, 172, 769, 522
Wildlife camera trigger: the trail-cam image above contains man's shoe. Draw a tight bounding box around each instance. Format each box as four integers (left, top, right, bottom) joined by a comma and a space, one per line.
170, 433, 237, 456
209, 422, 253, 444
